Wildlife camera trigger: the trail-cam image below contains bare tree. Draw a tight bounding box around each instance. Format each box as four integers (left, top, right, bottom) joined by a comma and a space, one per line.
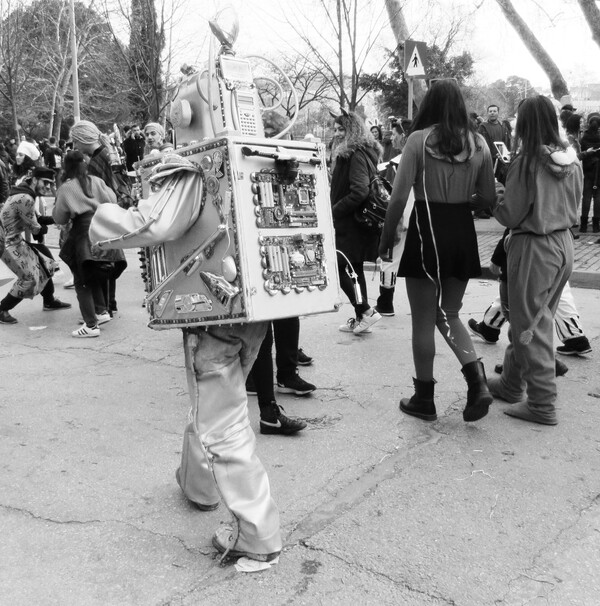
578, 0, 600, 49
0, 0, 35, 137
494, 0, 569, 100
283, 0, 395, 111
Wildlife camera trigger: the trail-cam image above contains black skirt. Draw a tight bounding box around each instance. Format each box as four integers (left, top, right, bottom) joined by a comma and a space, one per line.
399, 200, 481, 281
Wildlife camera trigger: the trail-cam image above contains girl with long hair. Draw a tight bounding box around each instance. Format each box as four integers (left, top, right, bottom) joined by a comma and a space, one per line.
489, 95, 582, 425
379, 79, 496, 423
53, 151, 119, 337
330, 111, 383, 334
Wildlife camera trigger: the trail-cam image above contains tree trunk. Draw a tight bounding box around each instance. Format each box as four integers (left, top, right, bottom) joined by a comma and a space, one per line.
383, 0, 425, 106
495, 0, 569, 100
578, 0, 600, 49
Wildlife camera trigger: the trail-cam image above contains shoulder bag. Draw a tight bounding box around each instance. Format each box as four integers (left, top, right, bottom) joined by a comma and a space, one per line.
353, 149, 392, 233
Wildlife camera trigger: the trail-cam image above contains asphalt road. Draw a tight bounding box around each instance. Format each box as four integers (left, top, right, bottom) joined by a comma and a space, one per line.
1, 242, 599, 606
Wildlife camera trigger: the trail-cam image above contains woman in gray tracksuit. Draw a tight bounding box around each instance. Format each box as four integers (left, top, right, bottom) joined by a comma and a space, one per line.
490, 95, 583, 425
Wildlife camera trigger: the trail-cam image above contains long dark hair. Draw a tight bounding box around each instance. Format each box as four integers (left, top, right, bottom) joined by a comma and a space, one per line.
14, 155, 36, 178
61, 150, 93, 198
410, 79, 476, 157
514, 95, 564, 180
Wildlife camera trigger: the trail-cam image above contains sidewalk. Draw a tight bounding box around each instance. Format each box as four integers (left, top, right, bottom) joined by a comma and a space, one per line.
474, 216, 600, 289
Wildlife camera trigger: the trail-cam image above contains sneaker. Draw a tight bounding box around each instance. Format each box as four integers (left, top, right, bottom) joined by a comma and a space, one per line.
353, 308, 381, 334
260, 404, 307, 435
63, 278, 75, 289
339, 317, 372, 334
297, 348, 313, 366
556, 336, 592, 356
468, 319, 500, 344
43, 299, 72, 311
212, 524, 280, 562
245, 374, 257, 396
0, 311, 18, 324
276, 373, 316, 396
72, 325, 100, 338
79, 313, 111, 326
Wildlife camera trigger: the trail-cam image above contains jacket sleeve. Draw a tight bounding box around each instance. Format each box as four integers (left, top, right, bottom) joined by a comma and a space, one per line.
492, 157, 533, 228
478, 123, 494, 157
19, 195, 43, 233
52, 189, 72, 225
331, 150, 371, 220
96, 177, 118, 205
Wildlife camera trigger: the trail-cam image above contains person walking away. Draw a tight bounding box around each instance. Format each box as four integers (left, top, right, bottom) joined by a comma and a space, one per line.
579, 115, 600, 233
330, 110, 383, 335
53, 151, 123, 337
379, 79, 496, 423
489, 95, 582, 425
70, 120, 127, 316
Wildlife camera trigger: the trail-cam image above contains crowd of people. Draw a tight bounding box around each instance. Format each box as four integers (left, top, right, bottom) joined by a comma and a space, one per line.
0, 84, 595, 565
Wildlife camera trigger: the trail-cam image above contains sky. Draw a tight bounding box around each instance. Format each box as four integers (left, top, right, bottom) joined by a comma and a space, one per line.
170, 0, 600, 90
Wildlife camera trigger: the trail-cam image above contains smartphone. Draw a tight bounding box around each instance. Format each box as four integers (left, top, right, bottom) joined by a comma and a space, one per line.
494, 141, 511, 163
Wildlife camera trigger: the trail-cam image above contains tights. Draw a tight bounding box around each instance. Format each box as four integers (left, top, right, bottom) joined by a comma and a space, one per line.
406, 277, 478, 381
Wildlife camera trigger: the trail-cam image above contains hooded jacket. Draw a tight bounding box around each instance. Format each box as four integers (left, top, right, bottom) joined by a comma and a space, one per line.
493, 146, 582, 235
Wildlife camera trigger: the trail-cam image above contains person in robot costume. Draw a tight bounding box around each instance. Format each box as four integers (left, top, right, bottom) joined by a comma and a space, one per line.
89, 155, 282, 564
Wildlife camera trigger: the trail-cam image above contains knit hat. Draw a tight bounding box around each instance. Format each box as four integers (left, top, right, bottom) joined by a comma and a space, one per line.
16, 140, 40, 161
71, 120, 101, 145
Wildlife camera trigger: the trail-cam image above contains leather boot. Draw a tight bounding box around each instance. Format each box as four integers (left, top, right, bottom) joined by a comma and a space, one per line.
399, 378, 437, 421
593, 217, 600, 233
579, 216, 588, 233
461, 360, 493, 422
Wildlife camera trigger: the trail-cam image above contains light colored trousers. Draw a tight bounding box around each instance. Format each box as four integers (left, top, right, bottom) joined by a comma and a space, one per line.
499, 230, 573, 406
177, 323, 282, 556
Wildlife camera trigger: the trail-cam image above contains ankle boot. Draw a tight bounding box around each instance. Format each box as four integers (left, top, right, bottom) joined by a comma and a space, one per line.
593, 217, 600, 233
579, 216, 588, 233
375, 286, 395, 316
461, 360, 493, 422
399, 378, 437, 421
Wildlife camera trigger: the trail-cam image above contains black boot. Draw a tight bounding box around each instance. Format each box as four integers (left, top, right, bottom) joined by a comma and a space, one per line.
593, 217, 600, 233
579, 216, 588, 233
399, 378, 437, 421
375, 286, 395, 316
461, 360, 493, 422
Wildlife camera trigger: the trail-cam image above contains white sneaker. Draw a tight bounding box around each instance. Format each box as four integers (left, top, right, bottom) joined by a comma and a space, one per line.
339, 318, 372, 334
353, 309, 381, 334
78, 312, 111, 326
72, 325, 100, 338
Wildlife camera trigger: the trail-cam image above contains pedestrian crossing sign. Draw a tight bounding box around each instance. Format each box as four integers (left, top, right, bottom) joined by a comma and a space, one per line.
404, 40, 427, 78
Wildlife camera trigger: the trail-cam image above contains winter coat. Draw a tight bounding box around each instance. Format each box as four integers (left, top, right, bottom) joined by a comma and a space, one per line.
330, 141, 381, 262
